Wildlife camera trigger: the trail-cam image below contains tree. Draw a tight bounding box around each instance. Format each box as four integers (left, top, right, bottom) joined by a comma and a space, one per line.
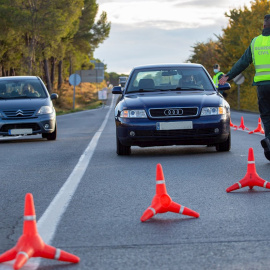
0, 0, 111, 96
188, 39, 221, 77
220, 0, 270, 110
68, 0, 111, 71
187, 0, 270, 111
57, 0, 111, 89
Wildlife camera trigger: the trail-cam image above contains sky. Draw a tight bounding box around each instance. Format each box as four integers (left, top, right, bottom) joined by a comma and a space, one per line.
94, 0, 252, 74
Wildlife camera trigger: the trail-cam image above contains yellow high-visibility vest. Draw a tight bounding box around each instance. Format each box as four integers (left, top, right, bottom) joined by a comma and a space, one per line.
251, 35, 270, 82
213, 72, 224, 87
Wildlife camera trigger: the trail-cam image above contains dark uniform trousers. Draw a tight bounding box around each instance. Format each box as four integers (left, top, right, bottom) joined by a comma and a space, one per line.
257, 84, 270, 139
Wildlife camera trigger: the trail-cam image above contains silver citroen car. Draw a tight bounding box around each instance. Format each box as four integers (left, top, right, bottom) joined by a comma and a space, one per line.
0, 76, 58, 140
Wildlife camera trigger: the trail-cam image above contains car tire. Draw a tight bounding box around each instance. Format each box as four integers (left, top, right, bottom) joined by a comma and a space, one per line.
45, 123, 57, 141
216, 131, 231, 152
116, 133, 131, 155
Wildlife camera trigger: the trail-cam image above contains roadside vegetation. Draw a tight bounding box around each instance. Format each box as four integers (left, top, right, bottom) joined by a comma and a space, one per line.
0, 0, 110, 93
52, 72, 127, 115
188, 0, 270, 112
53, 80, 108, 115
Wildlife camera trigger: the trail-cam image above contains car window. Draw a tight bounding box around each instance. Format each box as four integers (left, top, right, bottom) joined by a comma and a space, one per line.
0, 79, 48, 99
126, 67, 215, 93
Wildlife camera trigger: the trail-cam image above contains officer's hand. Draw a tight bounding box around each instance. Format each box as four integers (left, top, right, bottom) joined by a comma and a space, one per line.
219, 75, 229, 85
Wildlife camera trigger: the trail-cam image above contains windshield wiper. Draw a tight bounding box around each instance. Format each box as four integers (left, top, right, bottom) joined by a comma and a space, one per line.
138, 88, 170, 92
134, 89, 157, 92
172, 87, 204, 91
9, 96, 39, 99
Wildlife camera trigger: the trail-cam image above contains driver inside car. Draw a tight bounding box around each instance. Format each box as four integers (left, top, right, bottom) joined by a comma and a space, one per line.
22, 84, 40, 97
182, 75, 196, 87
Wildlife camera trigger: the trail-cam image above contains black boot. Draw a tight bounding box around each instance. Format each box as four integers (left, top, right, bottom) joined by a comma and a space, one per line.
261, 138, 270, 161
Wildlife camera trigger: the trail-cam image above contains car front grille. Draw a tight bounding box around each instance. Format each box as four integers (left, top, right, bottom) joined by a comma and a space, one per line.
0, 123, 40, 132
3, 109, 36, 118
135, 128, 216, 137
149, 107, 198, 118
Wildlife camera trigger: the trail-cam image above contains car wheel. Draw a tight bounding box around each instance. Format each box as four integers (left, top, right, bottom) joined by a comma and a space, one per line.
116, 133, 131, 155
45, 123, 57, 141
216, 131, 231, 152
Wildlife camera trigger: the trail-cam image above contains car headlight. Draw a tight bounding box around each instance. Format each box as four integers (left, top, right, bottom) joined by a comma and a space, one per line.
200, 107, 225, 116
37, 106, 53, 115
0, 112, 3, 118
120, 109, 147, 118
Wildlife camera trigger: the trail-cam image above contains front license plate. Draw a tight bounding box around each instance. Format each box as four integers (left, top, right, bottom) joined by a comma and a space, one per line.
8, 129, 33, 135
156, 121, 193, 130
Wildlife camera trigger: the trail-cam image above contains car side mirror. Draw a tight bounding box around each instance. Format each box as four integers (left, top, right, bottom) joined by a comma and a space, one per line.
50, 93, 58, 100
218, 83, 231, 91
112, 86, 122, 94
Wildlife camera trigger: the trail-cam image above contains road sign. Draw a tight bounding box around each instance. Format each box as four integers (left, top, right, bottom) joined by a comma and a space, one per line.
69, 74, 81, 109
233, 73, 245, 85
69, 74, 81, 86
76, 62, 104, 83
233, 73, 245, 110
98, 89, 107, 100
76, 69, 104, 83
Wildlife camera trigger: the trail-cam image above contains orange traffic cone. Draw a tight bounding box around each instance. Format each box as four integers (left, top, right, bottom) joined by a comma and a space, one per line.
226, 148, 270, 192
237, 116, 249, 131
248, 117, 265, 134
140, 164, 200, 222
0, 193, 80, 270
230, 119, 237, 128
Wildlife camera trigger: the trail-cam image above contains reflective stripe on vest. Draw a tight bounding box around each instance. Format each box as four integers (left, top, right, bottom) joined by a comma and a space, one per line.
251, 35, 270, 82
213, 72, 223, 87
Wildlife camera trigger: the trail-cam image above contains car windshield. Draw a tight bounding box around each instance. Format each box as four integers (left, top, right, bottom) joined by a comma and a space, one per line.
126, 67, 215, 93
0, 79, 48, 99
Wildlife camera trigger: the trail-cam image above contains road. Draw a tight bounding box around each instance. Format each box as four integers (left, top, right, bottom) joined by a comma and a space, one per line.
0, 93, 270, 270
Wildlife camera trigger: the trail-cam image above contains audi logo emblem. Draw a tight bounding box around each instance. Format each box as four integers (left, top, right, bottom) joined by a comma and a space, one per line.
164, 109, 183, 116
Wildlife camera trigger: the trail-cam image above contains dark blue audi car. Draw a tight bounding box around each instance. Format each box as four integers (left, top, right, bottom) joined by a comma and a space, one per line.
112, 63, 231, 155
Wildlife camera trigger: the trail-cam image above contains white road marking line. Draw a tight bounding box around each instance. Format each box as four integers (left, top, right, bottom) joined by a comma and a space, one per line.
0, 96, 115, 270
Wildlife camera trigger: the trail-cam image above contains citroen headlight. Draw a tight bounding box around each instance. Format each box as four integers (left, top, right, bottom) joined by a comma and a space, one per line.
120, 109, 147, 118
201, 107, 225, 116
37, 106, 53, 115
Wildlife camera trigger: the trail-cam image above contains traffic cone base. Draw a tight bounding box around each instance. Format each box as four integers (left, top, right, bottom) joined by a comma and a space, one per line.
249, 117, 264, 134
237, 116, 249, 131
141, 164, 199, 222
0, 193, 80, 270
226, 148, 270, 192
230, 119, 237, 128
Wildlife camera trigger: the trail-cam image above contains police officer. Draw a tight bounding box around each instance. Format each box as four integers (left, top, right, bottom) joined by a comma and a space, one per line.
219, 14, 270, 161
212, 64, 225, 96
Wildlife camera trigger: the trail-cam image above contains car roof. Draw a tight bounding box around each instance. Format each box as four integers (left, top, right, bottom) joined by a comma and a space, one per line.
132, 63, 204, 70
0, 76, 40, 81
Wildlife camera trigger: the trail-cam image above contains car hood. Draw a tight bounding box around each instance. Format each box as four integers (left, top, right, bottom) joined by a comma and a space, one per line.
122, 91, 222, 109
0, 98, 49, 110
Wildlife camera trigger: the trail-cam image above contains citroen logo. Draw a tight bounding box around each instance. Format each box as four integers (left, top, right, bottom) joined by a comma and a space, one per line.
164, 108, 183, 116
16, 110, 24, 116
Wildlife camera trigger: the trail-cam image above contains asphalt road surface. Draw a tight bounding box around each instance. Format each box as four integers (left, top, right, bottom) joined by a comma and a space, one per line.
0, 93, 270, 270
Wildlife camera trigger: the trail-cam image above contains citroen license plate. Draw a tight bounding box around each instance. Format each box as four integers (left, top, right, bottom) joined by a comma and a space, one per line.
8, 129, 33, 135
156, 121, 193, 130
